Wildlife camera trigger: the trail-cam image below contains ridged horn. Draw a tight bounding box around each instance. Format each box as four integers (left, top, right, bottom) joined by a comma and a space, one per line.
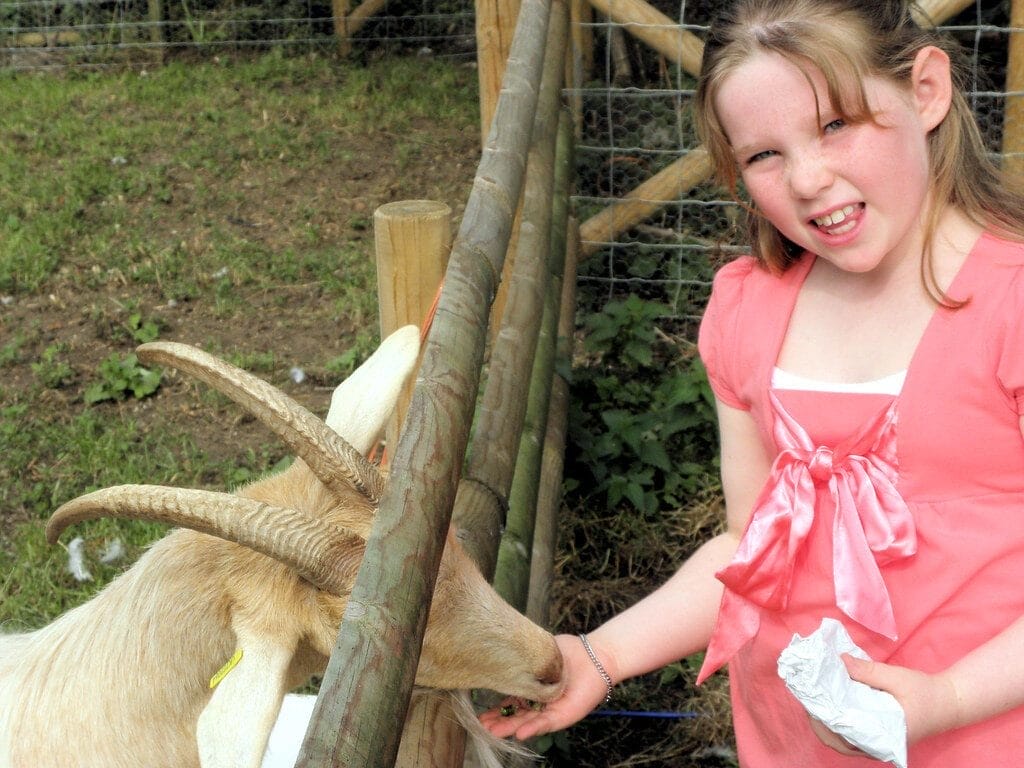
136, 341, 384, 503
46, 485, 366, 595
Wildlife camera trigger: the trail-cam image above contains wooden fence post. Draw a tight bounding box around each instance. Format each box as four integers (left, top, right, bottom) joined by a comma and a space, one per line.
374, 200, 451, 455
332, 0, 350, 55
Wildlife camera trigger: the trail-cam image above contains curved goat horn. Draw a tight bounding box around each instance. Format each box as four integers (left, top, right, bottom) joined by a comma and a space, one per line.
46, 485, 366, 595
136, 342, 384, 503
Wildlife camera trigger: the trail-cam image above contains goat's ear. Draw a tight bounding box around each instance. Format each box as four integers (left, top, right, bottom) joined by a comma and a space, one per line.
197, 632, 294, 768
324, 325, 420, 454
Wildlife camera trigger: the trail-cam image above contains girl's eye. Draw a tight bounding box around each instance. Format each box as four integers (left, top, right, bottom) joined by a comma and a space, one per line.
823, 118, 846, 133
745, 149, 776, 165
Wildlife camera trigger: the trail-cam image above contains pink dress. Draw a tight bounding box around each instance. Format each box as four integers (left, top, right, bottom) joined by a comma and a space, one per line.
696, 232, 1024, 767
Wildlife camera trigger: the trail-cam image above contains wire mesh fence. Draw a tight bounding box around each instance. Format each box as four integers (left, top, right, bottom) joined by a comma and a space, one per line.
0, 0, 474, 69
2, 0, 1017, 328
571, 0, 1015, 330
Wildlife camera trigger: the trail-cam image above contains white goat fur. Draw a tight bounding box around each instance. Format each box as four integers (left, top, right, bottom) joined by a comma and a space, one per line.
0, 327, 562, 768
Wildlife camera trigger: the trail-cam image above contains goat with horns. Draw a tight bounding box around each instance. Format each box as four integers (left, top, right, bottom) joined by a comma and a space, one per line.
0, 326, 564, 768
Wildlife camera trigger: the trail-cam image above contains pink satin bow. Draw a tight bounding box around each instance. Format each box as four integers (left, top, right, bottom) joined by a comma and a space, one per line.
698, 392, 916, 683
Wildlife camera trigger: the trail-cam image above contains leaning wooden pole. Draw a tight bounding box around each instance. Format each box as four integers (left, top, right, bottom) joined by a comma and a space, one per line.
528, 212, 579, 627
294, 1, 554, 766
493, 108, 574, 611
579, 148, 712, 257
453, 0, 569, 580
1005, 0, 1024, 177
476, 0, 524, 144
574, 0, 972, 258
586, 0, 703, 76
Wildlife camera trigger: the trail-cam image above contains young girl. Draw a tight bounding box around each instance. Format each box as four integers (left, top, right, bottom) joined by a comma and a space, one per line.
481, 1, 1024, 764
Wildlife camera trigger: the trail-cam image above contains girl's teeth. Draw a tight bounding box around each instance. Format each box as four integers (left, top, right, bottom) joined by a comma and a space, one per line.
814, 205, 856, 229
828, 218, 856, 235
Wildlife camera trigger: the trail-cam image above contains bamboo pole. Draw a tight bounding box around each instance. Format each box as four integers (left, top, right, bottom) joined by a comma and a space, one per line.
478, 0, 526, 342
373, 200, 451, 455
575, 0, 970, 258
570, 0, 594, 80
476, 0, 524, 145
453, 0, 569, 579
395, 8, 568, 768
527, 213, 578, 627
1005, 0, 1024, 177
567, 0, 593, 138
294, 0, 554, 765
493, 108, 574, 611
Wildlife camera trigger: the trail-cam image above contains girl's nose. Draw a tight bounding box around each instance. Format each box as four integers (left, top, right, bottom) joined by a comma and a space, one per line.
787, 150, 834, 199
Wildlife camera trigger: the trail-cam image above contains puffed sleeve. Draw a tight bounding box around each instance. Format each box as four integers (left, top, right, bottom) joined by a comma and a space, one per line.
698, 256, 756, 411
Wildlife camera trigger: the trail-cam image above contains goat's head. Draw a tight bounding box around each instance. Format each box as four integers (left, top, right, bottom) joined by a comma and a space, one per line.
45, 328, 564, 704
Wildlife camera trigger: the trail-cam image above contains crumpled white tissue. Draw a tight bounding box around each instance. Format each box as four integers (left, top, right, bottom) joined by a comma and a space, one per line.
777, 618, 907, 768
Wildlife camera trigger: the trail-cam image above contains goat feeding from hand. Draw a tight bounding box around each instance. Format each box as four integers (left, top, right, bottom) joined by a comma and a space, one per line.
0, 327, 564, 768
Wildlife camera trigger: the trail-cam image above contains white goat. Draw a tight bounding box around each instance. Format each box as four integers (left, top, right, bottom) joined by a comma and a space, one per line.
0, 327, 563, 768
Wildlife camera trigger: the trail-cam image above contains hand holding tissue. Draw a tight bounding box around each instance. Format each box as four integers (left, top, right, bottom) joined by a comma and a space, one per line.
777, 618, 907, 768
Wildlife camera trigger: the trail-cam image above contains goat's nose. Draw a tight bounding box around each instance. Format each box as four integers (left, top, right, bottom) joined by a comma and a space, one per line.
536, 656, 564, 686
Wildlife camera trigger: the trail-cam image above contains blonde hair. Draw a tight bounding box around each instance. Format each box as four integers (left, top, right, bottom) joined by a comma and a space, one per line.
695, 0, 1024, 295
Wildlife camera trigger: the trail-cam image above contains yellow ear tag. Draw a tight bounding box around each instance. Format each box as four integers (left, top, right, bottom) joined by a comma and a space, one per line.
209, 649, 244, 689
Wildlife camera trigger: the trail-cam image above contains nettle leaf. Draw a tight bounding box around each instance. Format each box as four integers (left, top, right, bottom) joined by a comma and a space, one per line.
638, 439, 671, 472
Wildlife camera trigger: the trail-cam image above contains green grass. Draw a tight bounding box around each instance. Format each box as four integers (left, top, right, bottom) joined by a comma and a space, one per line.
0, 52, 477, 296
0, 50, 479, 632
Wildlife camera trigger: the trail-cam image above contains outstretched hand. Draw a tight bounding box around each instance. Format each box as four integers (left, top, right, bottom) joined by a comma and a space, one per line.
809, 653, 962, 756
479, 634, 612, 741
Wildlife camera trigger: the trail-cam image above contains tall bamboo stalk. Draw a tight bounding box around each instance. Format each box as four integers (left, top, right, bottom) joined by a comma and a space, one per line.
1005, 0, 1024, 177
453, 0, 569, 580
294, 2, 554, 766
476, 0, 524, 144
493, 108, 574, 611
528, 212, 579, 627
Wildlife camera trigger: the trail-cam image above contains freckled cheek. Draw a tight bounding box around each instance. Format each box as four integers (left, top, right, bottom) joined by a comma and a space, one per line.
744, 176, 801, 230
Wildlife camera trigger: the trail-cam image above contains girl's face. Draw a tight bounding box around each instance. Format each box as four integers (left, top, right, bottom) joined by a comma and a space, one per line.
714, 50, 938, 275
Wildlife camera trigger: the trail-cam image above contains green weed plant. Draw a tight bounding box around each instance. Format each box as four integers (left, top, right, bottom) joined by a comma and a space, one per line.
568, 295, 717, 517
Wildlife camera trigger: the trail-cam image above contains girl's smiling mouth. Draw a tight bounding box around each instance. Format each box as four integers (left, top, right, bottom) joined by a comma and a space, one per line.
812, 203, 863, 235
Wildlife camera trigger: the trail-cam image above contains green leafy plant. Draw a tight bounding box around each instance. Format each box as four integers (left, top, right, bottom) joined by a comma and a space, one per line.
30, 344, 75, 389
567, 296, 717, 516
124, 312, 161, 343
84, 353, 163, 404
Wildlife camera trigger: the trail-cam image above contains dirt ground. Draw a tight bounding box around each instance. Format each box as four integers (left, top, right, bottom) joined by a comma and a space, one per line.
0, 95, 481, 540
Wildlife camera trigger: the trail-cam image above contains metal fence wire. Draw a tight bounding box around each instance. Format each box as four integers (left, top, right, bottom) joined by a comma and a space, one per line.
1, 1, 1015, 326
570, 0, 1013, 327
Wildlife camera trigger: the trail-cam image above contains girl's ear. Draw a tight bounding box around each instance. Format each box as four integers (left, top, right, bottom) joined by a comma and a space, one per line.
911, 45, 953, 132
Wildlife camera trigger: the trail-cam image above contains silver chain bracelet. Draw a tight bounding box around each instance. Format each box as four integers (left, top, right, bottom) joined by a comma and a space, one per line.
578, 633, 613, 704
